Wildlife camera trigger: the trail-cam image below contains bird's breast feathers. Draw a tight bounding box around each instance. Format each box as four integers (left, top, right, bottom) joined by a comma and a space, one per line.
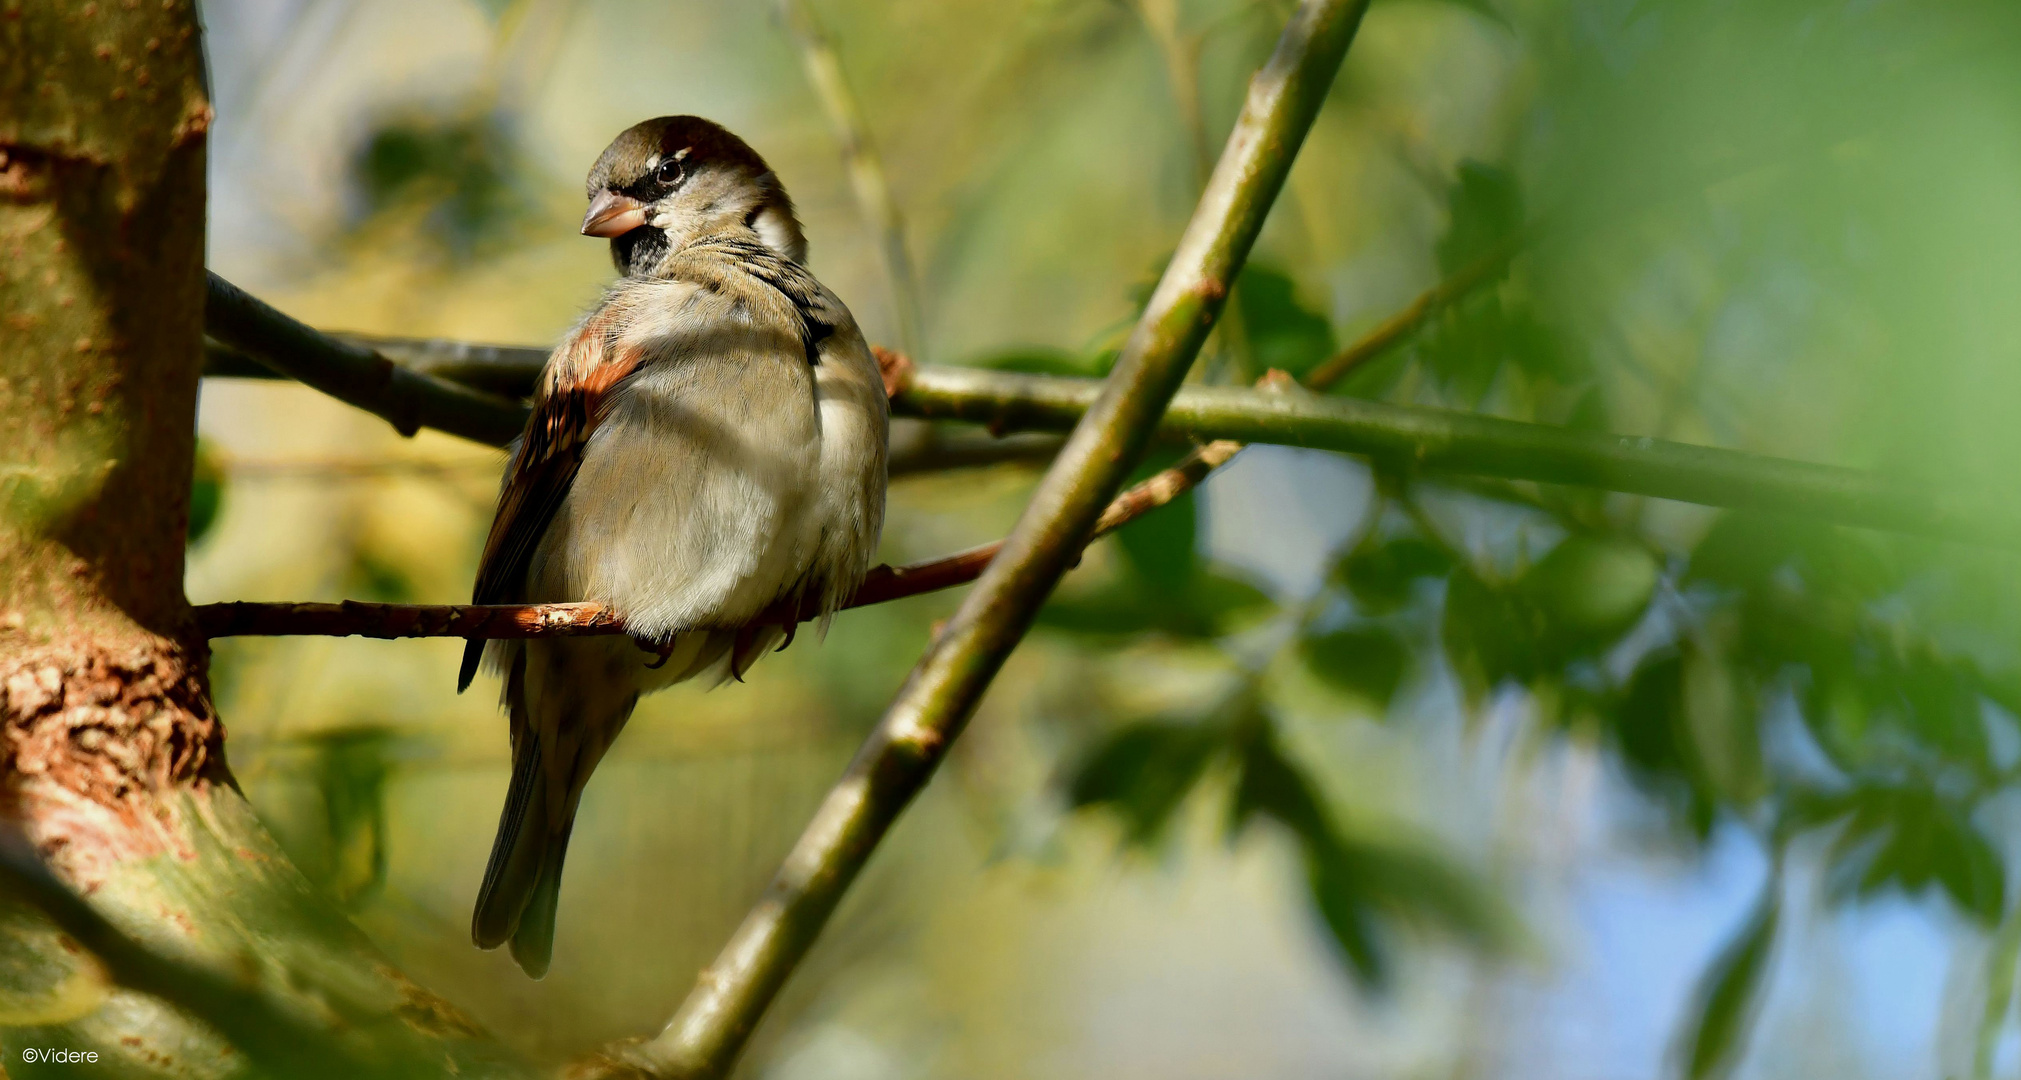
494, 245, 886, 643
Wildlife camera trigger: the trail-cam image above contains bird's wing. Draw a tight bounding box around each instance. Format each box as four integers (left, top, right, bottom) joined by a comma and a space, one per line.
459, 293, 649, 691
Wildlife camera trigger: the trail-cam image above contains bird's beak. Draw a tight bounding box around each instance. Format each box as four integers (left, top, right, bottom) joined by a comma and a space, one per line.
581, 190, 650, 238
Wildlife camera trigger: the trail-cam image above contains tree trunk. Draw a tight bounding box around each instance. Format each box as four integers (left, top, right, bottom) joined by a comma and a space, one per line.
0, 5, 530, 1076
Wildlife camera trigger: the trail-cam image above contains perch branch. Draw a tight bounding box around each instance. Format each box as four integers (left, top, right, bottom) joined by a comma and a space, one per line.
587, 3, 1373, 1077
196, 600, 618, 639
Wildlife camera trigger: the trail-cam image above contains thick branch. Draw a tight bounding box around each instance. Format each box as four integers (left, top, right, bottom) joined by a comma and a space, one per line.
591, 3, 1373, 1077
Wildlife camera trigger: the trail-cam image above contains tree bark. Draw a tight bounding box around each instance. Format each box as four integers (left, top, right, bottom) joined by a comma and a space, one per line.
0, 5, 531, 1076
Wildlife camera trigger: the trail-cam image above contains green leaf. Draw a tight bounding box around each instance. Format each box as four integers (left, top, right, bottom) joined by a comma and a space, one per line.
188, 438, 224, 545
1299, 625, 1409, 708
1302, 844, 1388, 987
1436, 161, 1522, 277
1416, 298, 1508, 402
1820, 787, 2005, 924
1336, 533, 1453, 614
1037, 564, 1271, 640
1897, 651, 1993, 771
1114, 487, 1197, 593
1934, 812, 2006, 924
1227, 716, 1330, 838
1415, 295, 1586, 401
277, 726, 402, 908
1686, 514, 1807, 591
1374, 0, 1510, 29
344, 549, 416, 604
1567, 385, 1612, 433
1612, 652, 1717, 839
1236, 263, 1336, 378
1519, 533, 1659, 646
1229, 718, 1508, 989
1679, 645, 1767, 809
1226, 723, 1388, 986
1974, 904, 2021, 1078
1680, 878, 1779, 1080
1345, 837, 1510, 955
351, 111, 530, 258
1687, 513, 1899, 601
1066, 721, 1225, 846
1187, 567, 1277, 628
1441, 568, 1536, 702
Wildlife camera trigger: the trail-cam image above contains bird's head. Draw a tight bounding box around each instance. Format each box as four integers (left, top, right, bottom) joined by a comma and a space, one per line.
580, 115, 806, 276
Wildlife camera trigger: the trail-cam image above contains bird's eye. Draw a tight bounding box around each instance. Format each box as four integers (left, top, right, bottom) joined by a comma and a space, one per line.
655, 158, 685, 187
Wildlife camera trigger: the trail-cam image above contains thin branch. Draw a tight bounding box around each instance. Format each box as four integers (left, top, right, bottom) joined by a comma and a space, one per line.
890, 225, 1514, 590
778, 0, 928, 361
197, 600, 617, 640
585, 4, 1372, 1077
886, 422, 1064, 476
0, 831, 373, 1079
202, 274, 530, 445
194, 302, 2021, 641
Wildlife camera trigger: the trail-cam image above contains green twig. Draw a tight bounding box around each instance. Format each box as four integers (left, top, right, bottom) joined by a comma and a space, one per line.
897, 366, 2021, 547
778, 0, 928, 361
1302, 231, 1523, 390
202, 293, 2021, 556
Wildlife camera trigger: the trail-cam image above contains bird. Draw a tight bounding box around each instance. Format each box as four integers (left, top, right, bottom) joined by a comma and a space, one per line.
458, 116, 888, 978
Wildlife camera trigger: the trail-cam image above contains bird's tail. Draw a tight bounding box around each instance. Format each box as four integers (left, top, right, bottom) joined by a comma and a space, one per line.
470, 737, 579, 977
470, 644, 629, 978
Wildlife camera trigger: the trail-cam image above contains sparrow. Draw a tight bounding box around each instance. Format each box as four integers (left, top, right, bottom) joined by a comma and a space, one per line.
459, 116, 888, 977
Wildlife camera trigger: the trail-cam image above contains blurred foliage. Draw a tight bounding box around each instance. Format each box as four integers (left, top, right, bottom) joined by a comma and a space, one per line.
1046, 4, 2021, 1041
269, 726, 402, 910
1232, 264, 1336, 379
187, 439, 223, 545
1039, 452, 1274, 638
1678, 870, 1780, 1080
350, 110, 534, 260
1067, 692, 1510, 988
203, 0, 2021, 1071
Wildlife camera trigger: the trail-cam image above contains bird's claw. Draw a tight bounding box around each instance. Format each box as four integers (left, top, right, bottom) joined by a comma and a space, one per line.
636, 634, 679, 669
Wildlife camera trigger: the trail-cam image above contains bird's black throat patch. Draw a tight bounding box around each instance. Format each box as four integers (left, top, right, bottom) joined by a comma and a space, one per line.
612, 227, 671, 278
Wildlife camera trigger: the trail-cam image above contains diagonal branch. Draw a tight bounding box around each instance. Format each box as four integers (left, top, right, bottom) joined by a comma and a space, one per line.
582, 3, 1374, 1077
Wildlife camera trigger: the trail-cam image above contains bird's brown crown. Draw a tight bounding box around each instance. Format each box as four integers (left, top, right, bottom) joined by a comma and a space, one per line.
585, 115, 774, 198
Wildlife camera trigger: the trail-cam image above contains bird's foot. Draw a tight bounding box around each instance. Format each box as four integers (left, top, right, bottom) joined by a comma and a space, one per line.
635, 633, 680, 669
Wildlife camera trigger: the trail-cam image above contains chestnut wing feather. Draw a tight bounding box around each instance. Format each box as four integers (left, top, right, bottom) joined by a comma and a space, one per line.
457, 301, 643, 692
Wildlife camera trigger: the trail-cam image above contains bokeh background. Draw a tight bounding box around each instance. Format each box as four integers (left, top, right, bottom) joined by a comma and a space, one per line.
189, 1, 2021, 1077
